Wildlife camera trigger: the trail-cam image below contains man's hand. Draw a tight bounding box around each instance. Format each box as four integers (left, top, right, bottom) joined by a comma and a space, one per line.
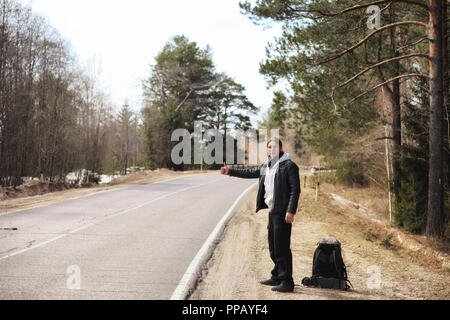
220, 162, 229, 175
285, 212, 295, 224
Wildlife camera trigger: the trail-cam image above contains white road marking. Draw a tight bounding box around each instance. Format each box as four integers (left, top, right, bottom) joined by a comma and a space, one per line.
0, 174, 202, 216
170, 181, 258, 300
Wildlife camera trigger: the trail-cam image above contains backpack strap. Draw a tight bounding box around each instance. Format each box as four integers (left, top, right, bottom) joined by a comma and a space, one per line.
346, 279, 353, 289
333, 246, 348, 281
312, 248, 322, 277
332, 249, 341, 279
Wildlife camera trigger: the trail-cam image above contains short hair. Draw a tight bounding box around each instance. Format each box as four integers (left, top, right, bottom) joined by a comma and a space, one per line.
267, 137, 283, 148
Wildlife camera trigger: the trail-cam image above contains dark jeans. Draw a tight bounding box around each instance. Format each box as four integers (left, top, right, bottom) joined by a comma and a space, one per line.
268, 211, 293, 284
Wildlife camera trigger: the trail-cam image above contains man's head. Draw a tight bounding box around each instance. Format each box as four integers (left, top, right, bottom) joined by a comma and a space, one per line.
267, 137, 283, 158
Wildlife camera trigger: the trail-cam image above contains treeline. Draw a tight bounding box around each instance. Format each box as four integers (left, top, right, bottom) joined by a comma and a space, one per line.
241, 0, 448, 239
0, 0, 259, 188
0, 0, 143, 187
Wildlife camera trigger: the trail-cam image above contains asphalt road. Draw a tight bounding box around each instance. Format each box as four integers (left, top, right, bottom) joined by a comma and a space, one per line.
0, 173, 256, 299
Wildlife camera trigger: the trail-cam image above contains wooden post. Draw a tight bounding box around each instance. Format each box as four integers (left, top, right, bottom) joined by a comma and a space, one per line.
382, 87, 393, 224
315, 182, 320, 201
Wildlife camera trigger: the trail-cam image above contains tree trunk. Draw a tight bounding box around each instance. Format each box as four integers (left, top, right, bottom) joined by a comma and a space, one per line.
426, 0, 445, 238
392, 76, 401, 198
441, 0, 449, 223
385, 7, 402, 200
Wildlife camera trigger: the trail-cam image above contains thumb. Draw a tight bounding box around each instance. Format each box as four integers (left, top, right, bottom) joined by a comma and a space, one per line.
224, 162, 228, 168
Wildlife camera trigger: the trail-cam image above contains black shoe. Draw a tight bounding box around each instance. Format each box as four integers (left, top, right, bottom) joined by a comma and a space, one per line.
271, 281, 294, 292
260, 278, 280, 286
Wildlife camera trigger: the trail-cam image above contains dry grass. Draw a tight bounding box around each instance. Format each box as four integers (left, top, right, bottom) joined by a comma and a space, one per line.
318, 181, 390, 221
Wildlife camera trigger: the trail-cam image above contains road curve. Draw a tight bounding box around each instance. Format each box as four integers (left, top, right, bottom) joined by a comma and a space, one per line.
0, 173, 256, 299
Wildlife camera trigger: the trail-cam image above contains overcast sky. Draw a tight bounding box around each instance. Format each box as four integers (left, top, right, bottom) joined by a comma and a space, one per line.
29, 0, 283, 125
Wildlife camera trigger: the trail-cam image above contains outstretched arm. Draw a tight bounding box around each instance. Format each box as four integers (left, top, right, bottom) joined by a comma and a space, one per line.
221, 162, 261, 179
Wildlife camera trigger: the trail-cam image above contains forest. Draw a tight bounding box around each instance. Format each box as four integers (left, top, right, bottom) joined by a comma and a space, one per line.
241, 0, 448, 240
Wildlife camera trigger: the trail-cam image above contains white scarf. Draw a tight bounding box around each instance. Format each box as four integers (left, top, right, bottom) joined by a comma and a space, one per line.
264, 152, 290, 210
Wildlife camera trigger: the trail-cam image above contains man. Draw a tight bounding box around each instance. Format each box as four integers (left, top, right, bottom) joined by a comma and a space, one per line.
220, 138, 300, 292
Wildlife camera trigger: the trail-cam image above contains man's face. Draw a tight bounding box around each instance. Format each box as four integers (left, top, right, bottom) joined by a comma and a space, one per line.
267, 141, 281, 158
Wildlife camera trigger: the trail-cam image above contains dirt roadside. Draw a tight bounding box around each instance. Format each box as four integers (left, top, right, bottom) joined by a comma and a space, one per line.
189, 178, 450, 300
0, 169, 215, 215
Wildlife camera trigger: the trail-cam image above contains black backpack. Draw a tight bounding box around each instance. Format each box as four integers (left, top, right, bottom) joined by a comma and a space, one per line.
302, 238, 352, 291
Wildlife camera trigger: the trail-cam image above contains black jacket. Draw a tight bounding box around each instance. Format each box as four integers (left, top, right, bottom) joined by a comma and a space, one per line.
228, 154, 301, 214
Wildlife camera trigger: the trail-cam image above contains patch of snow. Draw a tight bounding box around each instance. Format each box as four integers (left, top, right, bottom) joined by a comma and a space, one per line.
98, 174, 121, 184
